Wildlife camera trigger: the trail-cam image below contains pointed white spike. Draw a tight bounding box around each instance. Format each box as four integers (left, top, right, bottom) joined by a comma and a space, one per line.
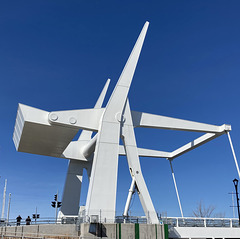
85, 23, 150, 222
78, 79, 110, 141
94, 78, 110, 109
104, 22, 149, 119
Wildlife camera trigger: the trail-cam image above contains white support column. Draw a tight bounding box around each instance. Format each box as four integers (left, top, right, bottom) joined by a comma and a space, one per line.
227, 132, 240, 178
123, 177, 136, 218
122, 100, 159, 224
169, 161, 184, 218
59, 161, 85, 216
85, 22, 149, 222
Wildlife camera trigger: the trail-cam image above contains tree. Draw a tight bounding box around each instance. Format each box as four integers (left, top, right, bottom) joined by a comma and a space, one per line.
213, 212, 225, 218
192, 201, 215, 218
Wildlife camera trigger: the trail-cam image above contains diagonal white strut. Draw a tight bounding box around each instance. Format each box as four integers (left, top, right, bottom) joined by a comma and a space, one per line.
59, 79, 110, 217
122, 100, 159, 224
169, 160, 184, 218
123, 177, 136, 217
227, 132, 240, 178
85, 22, 149, 222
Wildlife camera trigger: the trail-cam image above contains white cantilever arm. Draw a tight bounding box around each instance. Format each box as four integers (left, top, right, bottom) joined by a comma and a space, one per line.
170, 132, 223, 160
48, 108, 104, 131
119, 131, 230, 160
132, 111, 231, 133
118, 145, 171, 158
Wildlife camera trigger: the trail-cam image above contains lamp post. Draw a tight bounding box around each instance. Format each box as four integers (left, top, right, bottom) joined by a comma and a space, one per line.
233, 178, 240, 226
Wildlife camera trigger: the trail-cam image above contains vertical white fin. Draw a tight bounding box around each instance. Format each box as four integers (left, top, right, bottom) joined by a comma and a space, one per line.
104, 21, 149, 120
86, 22, 150, 222
78, 79, 110, 141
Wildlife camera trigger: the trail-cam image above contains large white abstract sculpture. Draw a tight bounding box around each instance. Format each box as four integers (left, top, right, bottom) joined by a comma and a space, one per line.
13, 22, 231, 224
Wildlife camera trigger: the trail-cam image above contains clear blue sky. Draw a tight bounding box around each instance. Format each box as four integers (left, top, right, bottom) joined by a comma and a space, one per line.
1, 0, 240, 220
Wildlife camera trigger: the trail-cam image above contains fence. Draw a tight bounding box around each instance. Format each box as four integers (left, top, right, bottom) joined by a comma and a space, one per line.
1, 215, 240, 228
164, 216, 240, 228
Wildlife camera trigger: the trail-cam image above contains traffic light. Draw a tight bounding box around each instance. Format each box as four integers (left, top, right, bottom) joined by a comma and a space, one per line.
54, 194, 58, 201
57, 202, 62, 208
51, 201, 56, 208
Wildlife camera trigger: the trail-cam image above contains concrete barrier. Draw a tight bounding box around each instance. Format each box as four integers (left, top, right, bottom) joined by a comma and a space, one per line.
0, 223, 167, 239
80, 223, 166, 239
0, 224, 79, 238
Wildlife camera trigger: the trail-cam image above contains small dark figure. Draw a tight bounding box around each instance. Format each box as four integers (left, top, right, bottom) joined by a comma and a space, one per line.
25, 216, 31, 225
16, 215, 22, 226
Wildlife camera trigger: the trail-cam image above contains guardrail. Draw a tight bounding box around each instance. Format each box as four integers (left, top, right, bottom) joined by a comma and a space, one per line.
164, 217, 240, 228
0, 217, 78, 227
1, 216, 239, 228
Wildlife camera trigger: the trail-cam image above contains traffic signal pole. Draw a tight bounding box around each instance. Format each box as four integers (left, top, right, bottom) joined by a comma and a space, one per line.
55, 190, 58, 223
51, 191, 62, 223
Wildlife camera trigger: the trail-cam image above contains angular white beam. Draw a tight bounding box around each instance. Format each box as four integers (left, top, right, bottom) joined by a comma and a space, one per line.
169, 161, 184, 218
123, 177, 136, 217
132, 111, 231, 133
77, 79, 110, 141
60, 160, 84, 216
49, 108, 104, 132
13, 104, 79, 157
119, 145, 171, 158
60, 79, 110, 217
85, 22, 149, 222
170, 132, 224, 160
122, 100, 159, 224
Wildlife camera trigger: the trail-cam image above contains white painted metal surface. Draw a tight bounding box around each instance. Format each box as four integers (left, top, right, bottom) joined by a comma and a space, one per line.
227, 131, 240, 178
169, 161, 184, 218
13, 22, 233, 224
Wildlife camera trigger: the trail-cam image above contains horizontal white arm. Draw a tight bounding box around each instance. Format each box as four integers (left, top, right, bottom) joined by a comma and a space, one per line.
48, 109, 231, 135
119, 145, 170, 158
170, 132, 223, 159
48, 108, 104, 131
131, 111, 231, 133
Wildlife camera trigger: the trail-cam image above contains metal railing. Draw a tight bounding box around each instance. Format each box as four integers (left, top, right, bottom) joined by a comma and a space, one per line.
0, 217, 78, 227
164, 216, 240, 228
1, 215, 240, 228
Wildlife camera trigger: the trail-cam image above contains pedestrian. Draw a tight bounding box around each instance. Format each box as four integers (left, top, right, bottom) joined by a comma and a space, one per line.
25, 216, 31, 225
16, 215, 22, 226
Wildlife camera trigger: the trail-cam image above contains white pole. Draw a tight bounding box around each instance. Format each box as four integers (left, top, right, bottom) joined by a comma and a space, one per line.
123, 177, 136, 218
1, 179, 7, 219
227, 132, 240, 178
169, 160, 184, 218
7, 193, 11, 223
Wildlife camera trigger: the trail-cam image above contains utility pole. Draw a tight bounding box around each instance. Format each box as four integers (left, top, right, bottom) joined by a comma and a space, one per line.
1, 179, 7, 220
7, 193, 11, 223
232, 191, 236, 218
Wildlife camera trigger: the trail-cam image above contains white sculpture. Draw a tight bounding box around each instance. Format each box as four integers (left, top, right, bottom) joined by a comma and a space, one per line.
13, 21, 231, 224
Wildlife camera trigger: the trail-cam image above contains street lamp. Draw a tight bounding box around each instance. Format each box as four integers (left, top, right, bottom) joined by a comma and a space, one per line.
233, 178, 240, 226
